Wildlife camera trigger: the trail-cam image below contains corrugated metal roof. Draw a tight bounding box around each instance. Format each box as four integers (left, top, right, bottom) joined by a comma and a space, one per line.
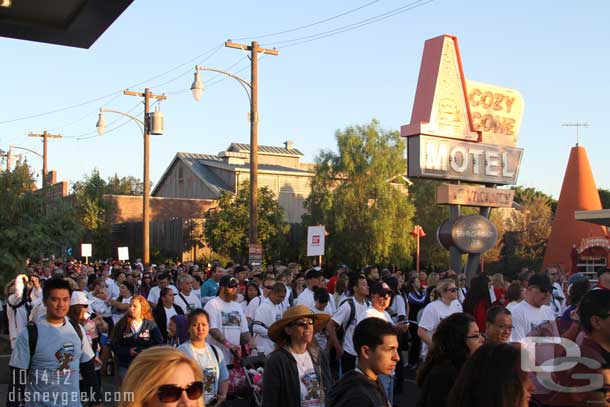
228, 143, 304, 156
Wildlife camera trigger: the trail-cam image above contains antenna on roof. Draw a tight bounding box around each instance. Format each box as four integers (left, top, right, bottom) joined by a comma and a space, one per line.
561, 122, 590, 146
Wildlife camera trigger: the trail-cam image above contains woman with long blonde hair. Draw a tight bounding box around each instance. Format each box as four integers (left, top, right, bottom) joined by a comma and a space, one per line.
111, 295, 163, 379
119, 346, 204, 407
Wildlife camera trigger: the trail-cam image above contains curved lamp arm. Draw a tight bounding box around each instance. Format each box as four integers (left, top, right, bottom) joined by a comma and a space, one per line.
194, 65, 252, 104
97, 108, 145, 135
10, 145, 43, 159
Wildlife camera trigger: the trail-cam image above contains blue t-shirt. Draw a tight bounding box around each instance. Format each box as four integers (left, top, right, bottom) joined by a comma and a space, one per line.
178, 341, 229, 403
9, 317, 95, 407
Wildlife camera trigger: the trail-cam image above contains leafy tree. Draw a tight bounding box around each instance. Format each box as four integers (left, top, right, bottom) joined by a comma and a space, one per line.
513, 186, 557, 214
204, 182, 289, 263
503, 192, 553, 271
304, 120, 415, 267
599, 188, 610, 209
0, 159, 81, 282
72, 169, 145, 258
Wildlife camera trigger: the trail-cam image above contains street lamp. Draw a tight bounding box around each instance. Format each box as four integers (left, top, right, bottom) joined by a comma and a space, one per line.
96, 88, 166, 266
411, 225, 426, 274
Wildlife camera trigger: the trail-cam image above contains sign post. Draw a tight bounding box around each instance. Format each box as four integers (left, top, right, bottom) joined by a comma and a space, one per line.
117, 247, 129, 262
248, 244, 263, 267
81, 243, 92, 265
402, 34, 524, 279
307, 226, 325, 266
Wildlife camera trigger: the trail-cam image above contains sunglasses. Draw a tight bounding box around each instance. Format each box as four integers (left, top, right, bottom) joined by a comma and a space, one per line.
291, 319, 314, 328
264, 285, 274, 290
156, 381, 203, 403
446, 287, 458, 293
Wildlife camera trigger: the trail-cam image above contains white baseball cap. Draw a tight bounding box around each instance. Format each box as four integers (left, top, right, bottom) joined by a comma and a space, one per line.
71, 291, 92, 306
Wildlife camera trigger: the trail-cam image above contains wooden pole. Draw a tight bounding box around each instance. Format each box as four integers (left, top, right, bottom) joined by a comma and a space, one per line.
224, 41, 278, 248
416, 233, 421, 274
123, 89, 167, 266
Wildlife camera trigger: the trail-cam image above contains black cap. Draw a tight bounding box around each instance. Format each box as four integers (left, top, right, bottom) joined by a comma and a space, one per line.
219, 275, 239, 288
370, 281, 393, 296
528, 273, 553, 292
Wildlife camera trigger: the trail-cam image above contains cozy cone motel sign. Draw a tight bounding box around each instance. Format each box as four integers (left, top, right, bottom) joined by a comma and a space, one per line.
402, 34, 524, 187
402, 34, 525, 257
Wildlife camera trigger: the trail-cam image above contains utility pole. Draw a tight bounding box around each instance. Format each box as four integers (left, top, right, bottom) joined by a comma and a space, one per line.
28, 131, 62, 189
562, 122, 590, 146
123, 88, 167, 266
224, 40, 278, 248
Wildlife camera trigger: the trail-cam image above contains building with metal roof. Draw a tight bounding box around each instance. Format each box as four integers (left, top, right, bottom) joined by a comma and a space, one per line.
152, 141, 315, 223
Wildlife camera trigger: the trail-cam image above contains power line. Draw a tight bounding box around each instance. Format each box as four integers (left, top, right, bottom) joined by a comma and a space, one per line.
230, 0, 380, 41
266, 0, 433, 48
0, 43, 224, 126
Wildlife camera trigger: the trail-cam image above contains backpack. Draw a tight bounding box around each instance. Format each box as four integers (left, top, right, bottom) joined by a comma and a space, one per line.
336, 297, 370, 341
26, 318, 84, 369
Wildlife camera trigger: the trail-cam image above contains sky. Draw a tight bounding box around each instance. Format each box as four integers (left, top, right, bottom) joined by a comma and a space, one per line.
1, 0, 609, 198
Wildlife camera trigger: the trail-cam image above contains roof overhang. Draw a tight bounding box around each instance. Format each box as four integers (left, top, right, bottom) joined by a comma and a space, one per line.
0, 0, 133, 49
575, 209, 610, 226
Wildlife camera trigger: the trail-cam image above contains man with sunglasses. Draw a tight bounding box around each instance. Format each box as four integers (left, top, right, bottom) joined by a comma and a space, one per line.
510, 273, 558, 342
204, 275, 256, 366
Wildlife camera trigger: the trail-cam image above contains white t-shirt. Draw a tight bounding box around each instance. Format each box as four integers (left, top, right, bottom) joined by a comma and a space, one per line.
331, 297, 369, 356
549, 282, 564, 318
388, 295, 407, 323
359, 307, 393, 324
164, 306, 177, 330
313, 308, 330, 351
506, 301, 520, 312
296, 288, 336, 315
105, 278, 120, 300
510, 301, 557, 342
253, 298, 284, 355
204, 297, 249, 363
147, 284, 178, 306
291, 350, 323, 407
7, 292, 29, 349
419, 299, 463, 358
174, 291, 202, 314
246, 296, 266, 321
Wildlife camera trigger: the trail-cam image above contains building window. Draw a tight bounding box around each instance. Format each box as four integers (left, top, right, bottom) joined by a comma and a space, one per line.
178, 167, 184, 183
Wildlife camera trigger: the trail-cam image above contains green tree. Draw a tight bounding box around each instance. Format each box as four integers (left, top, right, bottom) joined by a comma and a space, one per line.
503, 192, 553, 271
598, 188, 610, 209
0, 159, 81, 281
72, 169, 145, 258
304, 120, 415, 267
204, 182, 289, 263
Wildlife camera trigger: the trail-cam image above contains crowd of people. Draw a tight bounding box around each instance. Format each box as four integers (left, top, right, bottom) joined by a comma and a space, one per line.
2, 257, 610, 407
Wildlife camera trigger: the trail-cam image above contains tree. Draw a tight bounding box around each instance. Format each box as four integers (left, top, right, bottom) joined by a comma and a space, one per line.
599, 188, 610, 209
304, 119, 415, 267
0, 159, 81, 281
503, 191, 553, 271
72, 169, 145, 258
204, 182, 289, 263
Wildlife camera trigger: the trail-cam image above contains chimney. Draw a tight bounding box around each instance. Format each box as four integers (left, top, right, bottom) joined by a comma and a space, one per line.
284, 140, 294, 150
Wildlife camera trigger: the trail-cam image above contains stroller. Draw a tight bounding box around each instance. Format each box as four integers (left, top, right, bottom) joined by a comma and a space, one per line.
226, 351, 266, 407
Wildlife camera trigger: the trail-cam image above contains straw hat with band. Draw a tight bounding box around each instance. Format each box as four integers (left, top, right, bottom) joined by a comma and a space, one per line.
268, 305, 330, 343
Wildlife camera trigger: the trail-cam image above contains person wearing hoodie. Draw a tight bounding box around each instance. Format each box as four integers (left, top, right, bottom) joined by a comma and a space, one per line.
330, 317, 398, 407
167, 314, 189, 347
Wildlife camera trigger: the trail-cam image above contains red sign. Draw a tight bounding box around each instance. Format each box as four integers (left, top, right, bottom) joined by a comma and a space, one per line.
312, 235, 320, 245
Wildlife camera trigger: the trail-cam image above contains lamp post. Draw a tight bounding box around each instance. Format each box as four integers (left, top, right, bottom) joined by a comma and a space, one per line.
190, 40, 278, 260
96, 88, 166, 266
5, 145, 42, 172
411, 225, 426, 274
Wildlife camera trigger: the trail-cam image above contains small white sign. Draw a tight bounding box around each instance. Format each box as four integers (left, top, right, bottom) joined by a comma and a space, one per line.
117, 247, 129, 261
81, 244, 92, 258
307, 226, 325, 257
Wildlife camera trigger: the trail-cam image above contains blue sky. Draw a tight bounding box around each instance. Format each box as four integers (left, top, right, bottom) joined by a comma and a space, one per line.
1, 0, 609, 198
